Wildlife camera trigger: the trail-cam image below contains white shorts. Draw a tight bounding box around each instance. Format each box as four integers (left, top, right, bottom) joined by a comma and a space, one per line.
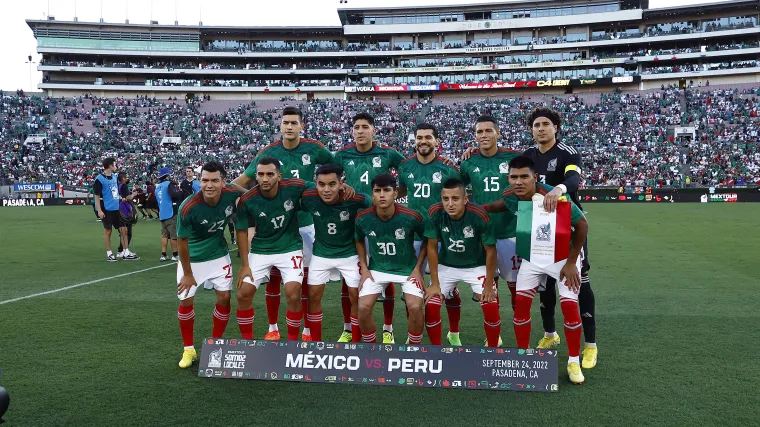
300, 225, 315, 266
437, 265, 493, 298
496, 238, 520, 282
308, 255, 361, 288
516, 258, 582, 301
246, 250, 304, 289
359, 270, 424, 299
176, 254, 233, 300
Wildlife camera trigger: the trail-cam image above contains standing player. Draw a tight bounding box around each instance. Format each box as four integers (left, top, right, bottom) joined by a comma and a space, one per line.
397, 123, 463, 345
300, 164, 371, 342
233, 106, 334, 341
355, 173, 426, 344
523, 107, 597, 369
483, 156, 588, 384
333, 112, 404, 343
234, 157, 310, 341
424, 178, 501, 347
174, 162, 242, 369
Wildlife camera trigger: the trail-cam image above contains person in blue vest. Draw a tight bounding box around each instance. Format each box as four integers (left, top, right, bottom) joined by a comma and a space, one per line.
155, 167, 184, 261
94, 157, 138, 262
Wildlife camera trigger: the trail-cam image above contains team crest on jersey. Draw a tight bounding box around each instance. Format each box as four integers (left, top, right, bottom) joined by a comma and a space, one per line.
284, 200, 294, 211
432, 171, 442, 184
340, 210, 350, 221
547, 158, 557, 172
225, 205, 233, 217
395, 228, 405, 240
372, 157, 382, 168
463, 226, 474, 238
302, 154, 311, 166
499, 162, 509, 174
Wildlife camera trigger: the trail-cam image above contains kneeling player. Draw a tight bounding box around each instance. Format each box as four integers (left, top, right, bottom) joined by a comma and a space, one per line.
235, 157, 310, 341
175, 162, 243, 368
355, 173, 426, 344
301, 164, 371, 342
424, 178, 500, 347
484, 156, 589, 384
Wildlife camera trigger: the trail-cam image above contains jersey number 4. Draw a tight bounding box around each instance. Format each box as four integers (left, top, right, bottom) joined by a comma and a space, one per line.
360, 171, 369, 185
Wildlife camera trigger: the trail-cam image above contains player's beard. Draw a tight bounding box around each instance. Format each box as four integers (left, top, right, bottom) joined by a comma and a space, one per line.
416, 144, 433, 157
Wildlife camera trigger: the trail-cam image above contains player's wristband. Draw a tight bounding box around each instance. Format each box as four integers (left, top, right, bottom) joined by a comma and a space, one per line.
557, 184, 568, 194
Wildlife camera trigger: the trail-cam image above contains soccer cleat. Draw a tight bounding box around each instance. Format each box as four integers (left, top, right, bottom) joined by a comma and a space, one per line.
171, 256, 178, 261
301, 333, 312, 342
116, 251, 124, 258
123, 254, 140, 261
484, 335, 504, 347
537, 334, 561, 349
447, 332, 462, 346
382, 331, 395, 344
159, 255, 168, 262
582, 346, 598, 369
264, 331, 281, 341
178, 348, 197, 369
337, 331, 352, 342
106, 255, 117, 262
230, 238, 236, 245
567, 362, 584, 385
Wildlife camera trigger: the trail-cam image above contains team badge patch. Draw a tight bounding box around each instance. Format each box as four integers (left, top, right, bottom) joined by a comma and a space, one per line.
225, 205, 233, 217
547, 158, 557, 172
499, 162, 509, 174
432, 171, 442, 183
463, 226, 474, 238
302, 154, 311, 166
536, 223, 551, 242
395, 228, 405, 240
372, 157, 382, 168
340, 210, 350, 221
208, 348, 222, 368
284, 200, 294, 211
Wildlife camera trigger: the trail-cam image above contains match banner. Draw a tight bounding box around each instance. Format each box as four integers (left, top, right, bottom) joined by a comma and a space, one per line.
198, 339, 558, 392
515, 200, 571, 267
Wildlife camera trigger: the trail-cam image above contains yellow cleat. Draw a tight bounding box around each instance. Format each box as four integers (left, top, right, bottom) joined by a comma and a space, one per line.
567, 362, 584, 385
178, 348, 197, 369
264, 331, 281, 341
537, 334, 561, 349
337, 331, 352, 343
582, 346, 598, 369
383, 331, 395, 344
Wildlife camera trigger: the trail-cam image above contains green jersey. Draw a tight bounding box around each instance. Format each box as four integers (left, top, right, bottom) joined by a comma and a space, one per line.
300, 191, 371, 259
502, 183, 585, 225
397, 154, 460, 234
424, 203, 496, 269
243, 139, 334, 227
176, 186, 241, 263
236, 179, 310, 255
460, 147, 521, 239
334, 143, 405, 195
355, 205, 425, 276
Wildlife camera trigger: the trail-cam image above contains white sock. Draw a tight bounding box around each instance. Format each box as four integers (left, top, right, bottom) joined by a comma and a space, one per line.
383, 324, 393, 333
544, 332, 557, 338
343, 322, 351, 331
107, 250, 113, 256
269, 324, 278, 332
568, 356, 580, 365
302, 327, 311, 335
124, 249, 131, 255
585, 342, 597, 348
184, 345, 194, 350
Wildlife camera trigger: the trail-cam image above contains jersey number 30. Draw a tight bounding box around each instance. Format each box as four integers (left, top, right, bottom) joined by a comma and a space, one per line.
377, 242, 396, 256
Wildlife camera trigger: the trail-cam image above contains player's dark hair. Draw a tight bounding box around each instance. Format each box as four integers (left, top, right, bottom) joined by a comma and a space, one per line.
102, 157, 116, 169
185, 165, 194, 171
201, 161, 227, 179
315, 163, 344, 180
508, 156, 536, 173
442, 177, 465, 192
117, 172, 128, 183
281, 106, 303, 122
371, 173, 397, 190
475, 115, 499, 131
414, 123, 438, 139
257, 156, 281, 172
527, 107, 561, 133
352, 112, 375, 127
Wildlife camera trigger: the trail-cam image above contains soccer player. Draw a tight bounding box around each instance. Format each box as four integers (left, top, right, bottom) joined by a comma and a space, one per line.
333, 112, 404, 343
424, 178, 501, 347
355, 173, 426, 344
397, 123, 463, 345
233, 106, 335, 341
523, 107, 597, 369
93, 157, 136, 261
235, 157, 310, 341
180, 165, 201, 200
300, 164, 371, 342
482, 156, 588, 384
175, 162, 243, 369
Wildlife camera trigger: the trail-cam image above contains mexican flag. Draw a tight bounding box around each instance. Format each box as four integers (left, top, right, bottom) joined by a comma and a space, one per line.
516, 200, 572, 267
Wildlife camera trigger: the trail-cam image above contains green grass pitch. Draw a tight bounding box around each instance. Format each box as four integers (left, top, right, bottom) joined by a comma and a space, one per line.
0, 204, 758, 426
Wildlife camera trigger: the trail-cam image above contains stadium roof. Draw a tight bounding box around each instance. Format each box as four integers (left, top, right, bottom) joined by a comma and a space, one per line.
337, 0, 648, 13
25, 19, 343, 35
644, 0, 760, 16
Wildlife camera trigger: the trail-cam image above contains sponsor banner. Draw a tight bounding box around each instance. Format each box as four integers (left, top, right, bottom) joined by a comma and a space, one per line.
64, 185, 90, 193
13, 183, 56, 192
376, 85, 408, 92
580, 194, 676, 203
198, 338, 559, 392
347, 78, 640, 93
408, 84, 439, 91
702, 193, 738, 203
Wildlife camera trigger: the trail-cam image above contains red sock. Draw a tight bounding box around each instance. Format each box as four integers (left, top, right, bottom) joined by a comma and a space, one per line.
177, 305, 195, 347
285, 310, 301, 341
265, 268, 282, 326
236, 308, 254, 340
508, 282, 517, 310
481, 301, 501, 347
301, 269, 310, 332
383, 282, 395, 328
513, 291, 535, 348
561, 298, 582, 358
212, 304, 231, 338
341, 280, 351, 328
307, 311, 323, 342
362, 328, 377, 343
350, 315, 361, 342
425, 295, 443, 345
445, 287, 461, 333
407, 330, 422, 344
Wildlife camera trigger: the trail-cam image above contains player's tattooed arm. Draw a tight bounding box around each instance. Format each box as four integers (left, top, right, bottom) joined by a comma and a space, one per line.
561, 216, 588, 293
480, 244, 497, 303
176, 238, 197, 298
227, 183, 249, 194
424, 238, 443, 304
